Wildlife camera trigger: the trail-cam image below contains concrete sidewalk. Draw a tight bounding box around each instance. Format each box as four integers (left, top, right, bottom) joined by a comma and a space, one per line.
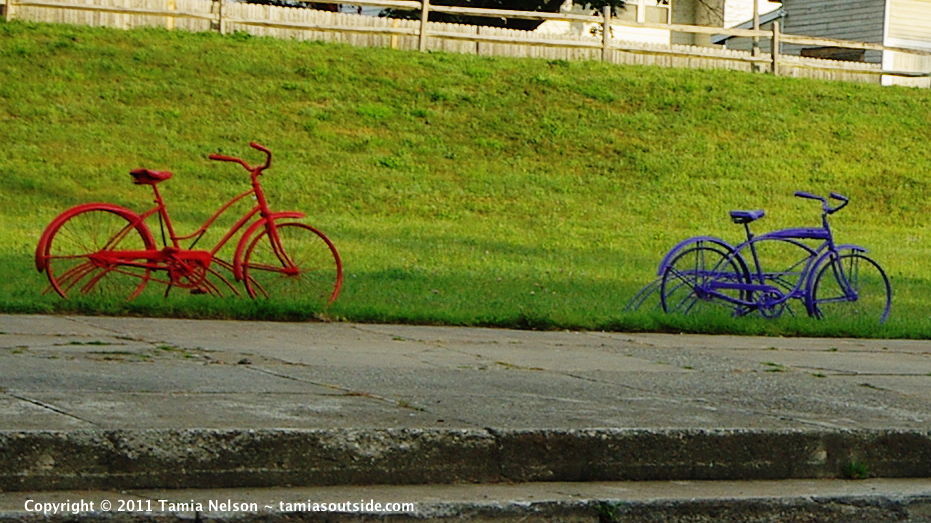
3, 314, 929, 432
1, 314, 929, 519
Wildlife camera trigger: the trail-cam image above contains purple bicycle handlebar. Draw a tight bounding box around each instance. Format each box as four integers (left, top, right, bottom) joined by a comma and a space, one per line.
794, 191, 822, 201
795, 191, 849, 215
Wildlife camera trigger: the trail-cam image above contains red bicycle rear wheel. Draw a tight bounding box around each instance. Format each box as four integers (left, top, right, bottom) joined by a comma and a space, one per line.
242, 222, 343, 307
37, 205, 155, 300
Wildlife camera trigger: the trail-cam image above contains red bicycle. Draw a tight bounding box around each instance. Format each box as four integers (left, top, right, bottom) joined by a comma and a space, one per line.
35, 143, 343, 306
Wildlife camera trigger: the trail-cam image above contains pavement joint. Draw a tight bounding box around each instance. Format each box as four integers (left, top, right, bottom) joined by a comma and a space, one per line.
247, 364, 434, 415
64, 315, 127, 338
7, 392, 101, 427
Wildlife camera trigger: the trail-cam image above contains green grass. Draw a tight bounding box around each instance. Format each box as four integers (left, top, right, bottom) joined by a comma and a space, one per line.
1, 20, 930, 337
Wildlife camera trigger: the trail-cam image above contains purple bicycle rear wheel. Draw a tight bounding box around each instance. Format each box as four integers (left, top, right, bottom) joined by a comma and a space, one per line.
660, 245, 748, 316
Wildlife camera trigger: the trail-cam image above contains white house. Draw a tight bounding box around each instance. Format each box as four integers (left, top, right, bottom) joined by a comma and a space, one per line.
533, 0, 929, 86
719, 0, 931, 86
536, 0, 781, 46
535, 0, 672, 45
723, 0, 781, 27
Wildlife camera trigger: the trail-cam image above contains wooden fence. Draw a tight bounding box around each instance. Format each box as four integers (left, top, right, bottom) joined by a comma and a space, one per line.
4, 0, 930, 86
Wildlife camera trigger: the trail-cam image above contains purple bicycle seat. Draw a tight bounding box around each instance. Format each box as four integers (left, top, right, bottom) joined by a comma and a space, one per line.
729, 210, 765, 224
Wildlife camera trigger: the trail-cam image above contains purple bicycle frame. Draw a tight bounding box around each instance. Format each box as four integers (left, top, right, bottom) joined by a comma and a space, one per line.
657, 191, 870, 317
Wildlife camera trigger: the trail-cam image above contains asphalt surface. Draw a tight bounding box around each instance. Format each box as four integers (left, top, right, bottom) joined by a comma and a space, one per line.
1, 314, 929, 520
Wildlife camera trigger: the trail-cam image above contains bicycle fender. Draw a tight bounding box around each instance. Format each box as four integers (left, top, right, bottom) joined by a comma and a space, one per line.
835, 243, 868, 254
656, 236, 739, 276
232, 211, 307, 280
806, 243, 870, 281
802, 244, 869, 314
35, 203, 154, 272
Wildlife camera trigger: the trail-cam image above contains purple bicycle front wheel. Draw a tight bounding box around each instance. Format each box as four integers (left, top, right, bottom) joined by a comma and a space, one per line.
810, 253, 891, 324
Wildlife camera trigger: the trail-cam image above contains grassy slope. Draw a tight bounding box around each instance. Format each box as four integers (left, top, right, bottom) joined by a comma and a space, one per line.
1, 20, 929, 337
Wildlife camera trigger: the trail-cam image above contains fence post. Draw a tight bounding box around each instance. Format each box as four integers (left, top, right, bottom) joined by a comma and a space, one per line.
4, 0, 15, 22
771, 21, 780, 75
212, 0, 225, 34
751, 0, 760, 58
418, 0, 430, 52
166, 0, 176, 30
601, 6, 611, 62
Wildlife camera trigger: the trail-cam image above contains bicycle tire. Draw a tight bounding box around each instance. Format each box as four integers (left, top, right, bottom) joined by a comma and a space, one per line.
810, 253, 891, 324
242, 222, 343, 307
660, 244, 748, 316
37, 205, 155, 300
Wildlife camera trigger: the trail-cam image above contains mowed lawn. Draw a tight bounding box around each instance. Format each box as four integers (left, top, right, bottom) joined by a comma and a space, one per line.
1, 20, 929, 337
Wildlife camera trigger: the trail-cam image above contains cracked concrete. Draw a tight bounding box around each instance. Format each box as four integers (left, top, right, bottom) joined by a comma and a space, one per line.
1, 314, 929, 433
1, 314, 930, 520
1, 314, 930, 494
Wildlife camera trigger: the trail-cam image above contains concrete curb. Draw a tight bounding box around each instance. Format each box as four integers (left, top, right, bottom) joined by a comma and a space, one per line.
3, 428, 930, 491
416, 495, 931, 522
2, 494, 931, 522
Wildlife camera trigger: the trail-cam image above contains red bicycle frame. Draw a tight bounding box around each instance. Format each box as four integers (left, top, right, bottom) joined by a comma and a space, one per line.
83, 144, 300, 282
35, 142, 343, 302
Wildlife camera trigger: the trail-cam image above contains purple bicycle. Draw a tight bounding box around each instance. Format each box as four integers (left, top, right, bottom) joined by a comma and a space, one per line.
656, 191, 891, 323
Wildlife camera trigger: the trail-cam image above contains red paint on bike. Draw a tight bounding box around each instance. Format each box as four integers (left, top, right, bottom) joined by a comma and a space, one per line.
36, 203, 156, 272
232, 211, 306, 280
36, 144, 343, 308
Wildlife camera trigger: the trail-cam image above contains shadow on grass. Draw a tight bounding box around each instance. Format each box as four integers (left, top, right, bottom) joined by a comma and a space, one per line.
1, 254, 928, 339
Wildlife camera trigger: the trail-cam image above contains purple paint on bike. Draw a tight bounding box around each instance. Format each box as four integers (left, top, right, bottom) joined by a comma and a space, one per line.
757, 228, 831, 241
655, 236, 742, 276
729, 210, 764, 224
656, 191, 891, 323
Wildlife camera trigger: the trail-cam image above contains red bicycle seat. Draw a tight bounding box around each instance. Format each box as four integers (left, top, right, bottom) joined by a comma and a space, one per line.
130, 168, 173, 185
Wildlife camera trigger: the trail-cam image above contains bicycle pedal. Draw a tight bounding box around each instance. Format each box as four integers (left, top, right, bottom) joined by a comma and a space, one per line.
190, 288, 208, 295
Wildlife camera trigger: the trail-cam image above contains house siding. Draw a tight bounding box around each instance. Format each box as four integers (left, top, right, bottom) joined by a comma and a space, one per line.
886, 0, 931, 45
780, 0, 886, 62
780, 0, 886, 43
671, 0, 698, 44
884, 0, 931, 86
672, 0, 725, 45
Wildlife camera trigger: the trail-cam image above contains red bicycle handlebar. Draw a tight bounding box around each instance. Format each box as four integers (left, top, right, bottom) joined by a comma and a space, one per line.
250, 142, 272, 170
208, 142, 272, 173
209, 153, 241, 162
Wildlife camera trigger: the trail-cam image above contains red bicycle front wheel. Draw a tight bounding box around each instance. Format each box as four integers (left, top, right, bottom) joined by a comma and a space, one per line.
37, 205, 155, 300
242, 222, 343, 307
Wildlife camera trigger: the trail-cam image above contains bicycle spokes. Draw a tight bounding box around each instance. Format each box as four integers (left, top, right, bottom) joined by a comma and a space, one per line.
812, 253, 891, 324
242, 222, 343, 306
660, 246, 746, 316
647, 192, 892, 324
40, 208, 154, 300
37, 145, 344, 311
